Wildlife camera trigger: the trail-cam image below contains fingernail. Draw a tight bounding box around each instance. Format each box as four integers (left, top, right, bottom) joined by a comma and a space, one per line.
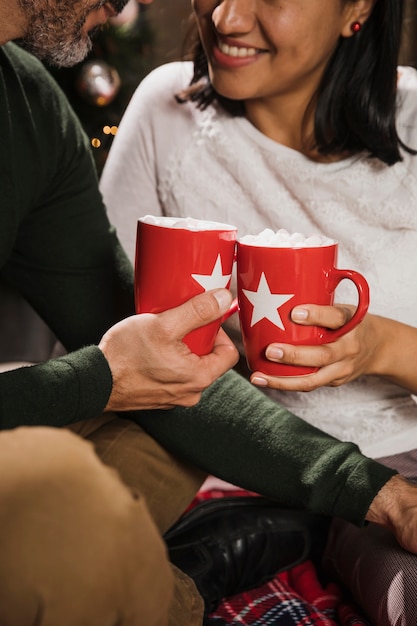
266, 347, 284, 360
292, 307, 308, 321
251, 376, 268, 387
213, 289, 232, 311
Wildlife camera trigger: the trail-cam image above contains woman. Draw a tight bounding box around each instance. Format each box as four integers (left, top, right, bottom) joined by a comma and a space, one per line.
100, 0, 417, 622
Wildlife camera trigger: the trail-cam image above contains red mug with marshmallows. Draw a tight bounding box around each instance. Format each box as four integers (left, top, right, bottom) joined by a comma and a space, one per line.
236, 230, 370, 376
135, 215, 238, 356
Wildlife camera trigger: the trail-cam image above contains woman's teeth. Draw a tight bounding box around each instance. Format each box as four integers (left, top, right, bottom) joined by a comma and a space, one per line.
218, 40, 258, 58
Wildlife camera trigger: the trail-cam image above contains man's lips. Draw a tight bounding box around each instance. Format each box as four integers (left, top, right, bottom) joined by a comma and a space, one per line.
87, 0, 128, 29
105, 0, 129, 16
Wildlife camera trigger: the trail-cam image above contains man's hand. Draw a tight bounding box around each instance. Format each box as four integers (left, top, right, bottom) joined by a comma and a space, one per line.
99, 288, 239, 412
366, 474, 417, 554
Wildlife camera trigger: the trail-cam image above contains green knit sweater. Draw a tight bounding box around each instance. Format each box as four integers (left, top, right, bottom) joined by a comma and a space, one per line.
0, 42, 395, 525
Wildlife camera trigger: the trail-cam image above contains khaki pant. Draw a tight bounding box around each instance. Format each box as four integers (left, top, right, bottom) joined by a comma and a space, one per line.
0, 414, 206, 626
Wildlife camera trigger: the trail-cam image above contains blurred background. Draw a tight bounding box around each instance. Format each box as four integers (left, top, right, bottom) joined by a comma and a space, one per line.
46, 0, 417, 174
401, 0, 417, 66
46, 0, 192, 172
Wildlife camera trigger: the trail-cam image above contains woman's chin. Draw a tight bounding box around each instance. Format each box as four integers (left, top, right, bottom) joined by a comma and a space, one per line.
211, 82, 249, 103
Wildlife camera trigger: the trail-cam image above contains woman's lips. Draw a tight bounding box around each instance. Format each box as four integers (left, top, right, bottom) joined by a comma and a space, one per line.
218, 39, 258, 58
212, 38, 266, 67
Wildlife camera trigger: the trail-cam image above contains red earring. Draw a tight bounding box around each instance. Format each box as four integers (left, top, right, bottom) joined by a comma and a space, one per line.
350, 21, 362, 34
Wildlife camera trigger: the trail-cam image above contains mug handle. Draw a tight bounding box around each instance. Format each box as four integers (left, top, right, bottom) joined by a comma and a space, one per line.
320, 268, 370, 342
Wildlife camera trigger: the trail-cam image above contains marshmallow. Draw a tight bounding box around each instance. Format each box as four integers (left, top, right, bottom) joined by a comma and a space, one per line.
239, 228, 335, 248
140, 215, 236, 231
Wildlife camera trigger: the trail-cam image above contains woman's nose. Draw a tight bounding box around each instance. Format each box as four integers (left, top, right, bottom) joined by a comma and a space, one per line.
211, 0, 256, 35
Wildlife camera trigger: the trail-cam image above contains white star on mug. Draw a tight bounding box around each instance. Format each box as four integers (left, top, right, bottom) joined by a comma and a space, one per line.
191, 254, 232, 291
242, 272, 294, 329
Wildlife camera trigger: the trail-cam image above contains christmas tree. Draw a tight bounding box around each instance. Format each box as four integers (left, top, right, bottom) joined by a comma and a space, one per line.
46, 0, 191, 173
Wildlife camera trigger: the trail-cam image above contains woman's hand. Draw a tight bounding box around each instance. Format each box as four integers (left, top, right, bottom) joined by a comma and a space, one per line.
250, 304, 417, 393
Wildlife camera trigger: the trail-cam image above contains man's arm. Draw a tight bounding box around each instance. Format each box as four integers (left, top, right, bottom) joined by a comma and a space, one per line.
134, 368, 397, 527
0, 289, 238, 429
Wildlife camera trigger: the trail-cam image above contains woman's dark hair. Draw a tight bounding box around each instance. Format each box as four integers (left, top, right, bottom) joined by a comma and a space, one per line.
178, 0, 413, 165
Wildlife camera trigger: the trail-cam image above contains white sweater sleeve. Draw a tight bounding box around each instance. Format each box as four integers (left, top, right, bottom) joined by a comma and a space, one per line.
100, 62, 194, 263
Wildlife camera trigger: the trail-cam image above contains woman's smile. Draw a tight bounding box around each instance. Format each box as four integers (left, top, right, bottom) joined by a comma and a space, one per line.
193, 0, 355, 109
213, 36, 266, 68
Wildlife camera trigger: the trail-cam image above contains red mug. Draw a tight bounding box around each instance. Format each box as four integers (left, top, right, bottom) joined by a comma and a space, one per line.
135, 216, 238, 356
237, 240, 370, 376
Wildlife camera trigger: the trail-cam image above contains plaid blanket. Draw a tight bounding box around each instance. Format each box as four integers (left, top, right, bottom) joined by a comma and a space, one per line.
189, 488, 371, 626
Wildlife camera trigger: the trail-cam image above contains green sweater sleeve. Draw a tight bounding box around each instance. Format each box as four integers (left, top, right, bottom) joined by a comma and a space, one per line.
0, 346, 113, 429
0, 44, 133, 426
134, 369, 396, 526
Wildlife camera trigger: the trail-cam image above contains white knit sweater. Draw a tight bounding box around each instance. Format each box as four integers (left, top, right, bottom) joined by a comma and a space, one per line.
101, 62, 417, 458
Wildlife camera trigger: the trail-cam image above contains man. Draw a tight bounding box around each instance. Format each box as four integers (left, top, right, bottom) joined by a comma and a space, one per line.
0, 0, 416, 624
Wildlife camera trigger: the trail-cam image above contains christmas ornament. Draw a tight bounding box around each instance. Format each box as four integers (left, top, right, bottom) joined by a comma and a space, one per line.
76, 60, 121, 106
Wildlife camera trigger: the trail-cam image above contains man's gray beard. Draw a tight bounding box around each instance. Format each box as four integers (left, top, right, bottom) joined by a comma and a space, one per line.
16, 13, 96, 67
16, 0, 128, 68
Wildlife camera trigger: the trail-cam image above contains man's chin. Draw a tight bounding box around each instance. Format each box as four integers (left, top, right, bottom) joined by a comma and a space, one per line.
16, 34, 93, 67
